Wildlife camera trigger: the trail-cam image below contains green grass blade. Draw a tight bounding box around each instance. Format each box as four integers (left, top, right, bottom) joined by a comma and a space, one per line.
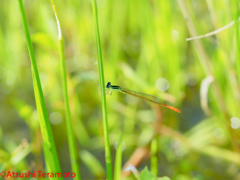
114, 132, 123, 180
91, 0, 112, 179
50, 1, 81, 179
18, 0, 62, 178
235, 1, 240, 91
150, 138, 158, 176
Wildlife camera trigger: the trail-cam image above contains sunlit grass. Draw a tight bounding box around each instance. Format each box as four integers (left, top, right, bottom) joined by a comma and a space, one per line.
50, 0, 81, 179
114, 132, 123, 180
0, 0, 240, 179
92, 0, 112, 179
18, 0, 62, 177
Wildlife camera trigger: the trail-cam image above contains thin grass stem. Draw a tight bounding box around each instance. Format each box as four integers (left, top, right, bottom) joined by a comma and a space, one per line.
235, 1, 240, 92
150, 138, 158, 176
50, 1, 81, 179
114, 132, 123, 180
91, 0, 112, 179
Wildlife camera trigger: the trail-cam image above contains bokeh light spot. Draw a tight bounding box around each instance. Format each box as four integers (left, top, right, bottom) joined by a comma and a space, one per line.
155, 78, 169, 91
185, 73, 198, 86
50, 112, 62, 125
230, 117, 240, 129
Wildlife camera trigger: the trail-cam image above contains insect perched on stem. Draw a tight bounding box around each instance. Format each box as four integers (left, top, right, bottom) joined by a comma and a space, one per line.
105, 82, 181, 113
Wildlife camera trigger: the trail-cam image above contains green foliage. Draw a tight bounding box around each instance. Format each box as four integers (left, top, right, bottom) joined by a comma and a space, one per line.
0, 0, 240, 179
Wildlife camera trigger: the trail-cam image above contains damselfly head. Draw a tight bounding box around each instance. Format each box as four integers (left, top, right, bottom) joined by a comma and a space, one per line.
106, 82, 111, 88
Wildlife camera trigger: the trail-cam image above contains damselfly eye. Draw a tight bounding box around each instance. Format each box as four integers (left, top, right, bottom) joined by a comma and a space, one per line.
106, 82, 111, 88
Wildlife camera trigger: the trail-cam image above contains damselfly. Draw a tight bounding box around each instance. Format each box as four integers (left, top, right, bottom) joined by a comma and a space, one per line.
106, 82, 180, 113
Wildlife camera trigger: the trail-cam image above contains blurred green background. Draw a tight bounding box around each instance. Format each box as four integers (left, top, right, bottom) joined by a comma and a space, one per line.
0, 0, 240, 179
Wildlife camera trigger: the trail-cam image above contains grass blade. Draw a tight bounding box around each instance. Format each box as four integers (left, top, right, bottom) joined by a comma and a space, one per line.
235, 1, 240, 91
150, 138, 158, 176
114, 132, 123, 180
50, 1, 81, 179
91, 0, 112, 179
18, 0, 62, 177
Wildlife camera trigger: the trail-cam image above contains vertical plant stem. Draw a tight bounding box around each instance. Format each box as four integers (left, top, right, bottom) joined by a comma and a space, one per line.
150, 138, 158, 176
235, 1, 240, 92
50, 1, 81, 179
18, 0, 62, 177
114, 132, 123, 180
92, 0, 112, 179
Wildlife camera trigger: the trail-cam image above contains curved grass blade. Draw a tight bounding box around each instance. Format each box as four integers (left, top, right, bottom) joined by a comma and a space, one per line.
18, 0, 63, 177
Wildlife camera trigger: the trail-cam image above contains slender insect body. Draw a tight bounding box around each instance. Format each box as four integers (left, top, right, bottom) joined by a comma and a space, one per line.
105, 82, 181, 113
